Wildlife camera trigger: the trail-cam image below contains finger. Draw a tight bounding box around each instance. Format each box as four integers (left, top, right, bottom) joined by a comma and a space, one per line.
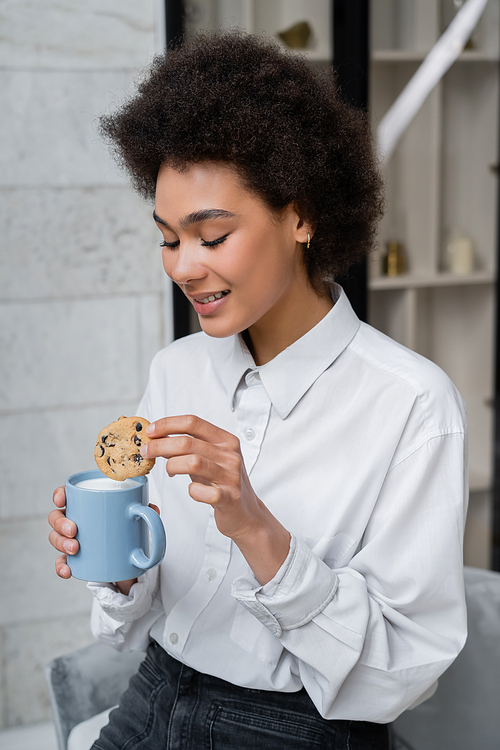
49, 528, 79, 555
55, 553, 72, 579
48, 508, 77, 537
188, 482, 222, 505
166, 453, 223, 485
53, 486, 66, 508
149, 503, 160, 516
145, 415, 239, 449
141, 434, 224, 462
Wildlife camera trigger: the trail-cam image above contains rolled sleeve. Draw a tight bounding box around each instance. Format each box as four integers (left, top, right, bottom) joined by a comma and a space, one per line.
87, 567, 159, 623
231, 534, 339, 637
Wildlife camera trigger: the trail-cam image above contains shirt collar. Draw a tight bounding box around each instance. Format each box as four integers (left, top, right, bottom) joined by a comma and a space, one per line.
221, 283, 360, 419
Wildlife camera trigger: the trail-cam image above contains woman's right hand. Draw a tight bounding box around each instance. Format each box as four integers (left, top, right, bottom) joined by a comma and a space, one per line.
48, 486, 79, 579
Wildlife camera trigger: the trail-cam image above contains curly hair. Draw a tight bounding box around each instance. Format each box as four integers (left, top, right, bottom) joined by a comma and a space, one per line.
99, 30, 383, 290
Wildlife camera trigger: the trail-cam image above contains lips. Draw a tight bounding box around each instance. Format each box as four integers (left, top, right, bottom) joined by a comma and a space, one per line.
191, 290, 230, 315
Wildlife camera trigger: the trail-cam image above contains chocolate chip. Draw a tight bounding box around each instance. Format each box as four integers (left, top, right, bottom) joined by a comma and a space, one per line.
98, 445, 105, 457
133, 435, 142, 446
107, 457, 111, 466
134, 453, 143, 464
101, 435, 108, 443
135, 422, 143, 432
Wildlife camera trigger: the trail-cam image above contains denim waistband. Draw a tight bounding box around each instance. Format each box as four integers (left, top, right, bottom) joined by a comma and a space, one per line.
149, 638, 322, 715
142, 640, 391, 750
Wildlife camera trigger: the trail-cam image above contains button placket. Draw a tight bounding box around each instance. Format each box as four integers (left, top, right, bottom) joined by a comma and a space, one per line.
235, 374, 271, 474
163, 516, 231, 654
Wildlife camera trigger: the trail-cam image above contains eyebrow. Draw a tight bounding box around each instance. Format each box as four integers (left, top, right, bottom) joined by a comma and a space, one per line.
152, 208, 237, 230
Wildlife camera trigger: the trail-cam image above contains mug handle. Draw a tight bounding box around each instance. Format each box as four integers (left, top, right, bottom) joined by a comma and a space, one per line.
128, 503, 166, 571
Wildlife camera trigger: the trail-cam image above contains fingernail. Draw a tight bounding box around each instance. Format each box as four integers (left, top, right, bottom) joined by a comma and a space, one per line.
63, 522, 73, 536
145, 422, 155, 436
140, 444, 148, 458
64, 540, 76, 554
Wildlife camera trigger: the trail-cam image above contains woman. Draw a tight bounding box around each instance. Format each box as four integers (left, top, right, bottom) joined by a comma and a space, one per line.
48, 31, 468, 750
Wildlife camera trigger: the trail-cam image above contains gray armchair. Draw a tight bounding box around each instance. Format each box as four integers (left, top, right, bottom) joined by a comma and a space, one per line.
391, 566, 500, 750
45, 641, 144, 750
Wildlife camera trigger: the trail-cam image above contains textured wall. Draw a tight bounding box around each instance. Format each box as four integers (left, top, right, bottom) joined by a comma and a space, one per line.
0, 0, 170, 728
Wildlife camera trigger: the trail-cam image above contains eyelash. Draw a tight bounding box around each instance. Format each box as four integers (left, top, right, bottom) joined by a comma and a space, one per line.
160, 234, 229, 250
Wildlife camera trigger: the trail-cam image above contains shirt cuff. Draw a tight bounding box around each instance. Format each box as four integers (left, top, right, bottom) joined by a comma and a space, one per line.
231, 534, 339, 637
87, 567, 159, 623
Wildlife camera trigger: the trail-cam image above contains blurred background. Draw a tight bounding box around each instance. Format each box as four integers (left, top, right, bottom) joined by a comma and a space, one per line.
0, 0, 498, 740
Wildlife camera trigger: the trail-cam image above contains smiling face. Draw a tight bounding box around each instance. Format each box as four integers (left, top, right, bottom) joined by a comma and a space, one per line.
154, 162, 332, 364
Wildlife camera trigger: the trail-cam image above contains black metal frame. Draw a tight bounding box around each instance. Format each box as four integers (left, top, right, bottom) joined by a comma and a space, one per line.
332, 0, 369, 323
493, 331, 500, 570
165, 0, 192, 340
492, 87, 500, 570
165, 0, 184, 45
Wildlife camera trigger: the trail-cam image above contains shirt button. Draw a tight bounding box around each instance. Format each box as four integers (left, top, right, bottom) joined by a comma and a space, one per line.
169, 633, 179, 645
206, 568, 217, 581
245, 428, 255, 441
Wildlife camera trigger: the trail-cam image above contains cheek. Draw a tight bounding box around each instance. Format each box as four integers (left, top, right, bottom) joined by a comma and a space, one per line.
237, 241, 295, 291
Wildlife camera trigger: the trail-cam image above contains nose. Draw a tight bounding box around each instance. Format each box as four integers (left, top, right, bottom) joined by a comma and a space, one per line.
165, 244, 207, 286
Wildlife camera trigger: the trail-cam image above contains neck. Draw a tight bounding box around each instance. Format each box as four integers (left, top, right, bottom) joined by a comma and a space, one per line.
246, 283, 333, 366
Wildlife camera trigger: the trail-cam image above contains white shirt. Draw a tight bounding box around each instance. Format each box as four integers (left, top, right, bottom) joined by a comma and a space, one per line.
89, 284, 468, 723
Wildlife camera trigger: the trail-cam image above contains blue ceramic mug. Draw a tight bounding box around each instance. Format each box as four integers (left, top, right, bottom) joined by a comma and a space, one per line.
65, 469, 166, 582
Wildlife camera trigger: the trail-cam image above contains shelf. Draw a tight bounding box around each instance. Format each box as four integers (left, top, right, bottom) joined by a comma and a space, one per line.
371, 50, 428, 62
455, 51, 500, 62
298, 53, 331, 64
369, 271, 495, 291
372, 50, 499, 63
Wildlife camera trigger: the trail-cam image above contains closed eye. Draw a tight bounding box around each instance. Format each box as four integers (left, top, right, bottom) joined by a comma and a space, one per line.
160, 234, 229, 250
201, 234, 228, 247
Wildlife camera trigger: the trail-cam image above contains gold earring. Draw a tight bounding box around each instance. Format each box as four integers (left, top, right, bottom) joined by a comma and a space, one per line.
306, 233, 311, 249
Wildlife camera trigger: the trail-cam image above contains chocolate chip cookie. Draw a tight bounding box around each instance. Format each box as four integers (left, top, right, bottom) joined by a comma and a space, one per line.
94, 416, 156, 481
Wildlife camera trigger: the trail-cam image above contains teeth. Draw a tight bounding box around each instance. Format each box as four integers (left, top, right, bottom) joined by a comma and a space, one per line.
198, 291, 227, 304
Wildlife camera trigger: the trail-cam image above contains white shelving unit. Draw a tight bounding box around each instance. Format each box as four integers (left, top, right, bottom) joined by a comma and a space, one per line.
369, 0, 500, 493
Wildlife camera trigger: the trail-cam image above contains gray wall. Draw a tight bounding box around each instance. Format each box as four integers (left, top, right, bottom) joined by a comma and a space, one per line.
0, 0, 170, 729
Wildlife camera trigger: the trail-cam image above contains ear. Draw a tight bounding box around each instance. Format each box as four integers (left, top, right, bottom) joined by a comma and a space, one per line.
287, 202, 314, 245
292, 211, 314, 246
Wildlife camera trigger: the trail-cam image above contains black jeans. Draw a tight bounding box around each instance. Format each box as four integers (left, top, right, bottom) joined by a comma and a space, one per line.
92, 641, 391, 750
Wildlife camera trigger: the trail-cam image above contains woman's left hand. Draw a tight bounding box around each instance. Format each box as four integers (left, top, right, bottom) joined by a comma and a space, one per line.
141, 415, 290, 583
